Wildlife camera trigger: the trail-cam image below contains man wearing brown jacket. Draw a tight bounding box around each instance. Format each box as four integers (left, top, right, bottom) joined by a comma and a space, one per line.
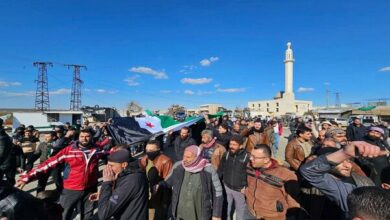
199, 129, 226, 170
139, 140, 173, 220
246, 119, 270, 153
285, 126, 313, 171
244, 144, 300, 220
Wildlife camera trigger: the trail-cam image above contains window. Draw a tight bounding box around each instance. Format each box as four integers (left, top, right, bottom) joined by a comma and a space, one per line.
276, 108, 279, 112
47, 113, 59, 122
276, 103, 279, 107
252, 104, 255, 108
258, 104, 261, 107
267, 103, 269, 107
267, 108, 269, 112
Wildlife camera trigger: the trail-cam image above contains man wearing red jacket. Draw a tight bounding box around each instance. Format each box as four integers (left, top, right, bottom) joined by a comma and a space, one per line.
16, 128, 109, 220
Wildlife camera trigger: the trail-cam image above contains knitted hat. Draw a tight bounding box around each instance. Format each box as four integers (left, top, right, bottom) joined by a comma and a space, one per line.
325, 128, 346, 138
108, 149, 131, 163
321, 121, 332, 126
368, 126, 384, 135
184, 145, 200, 156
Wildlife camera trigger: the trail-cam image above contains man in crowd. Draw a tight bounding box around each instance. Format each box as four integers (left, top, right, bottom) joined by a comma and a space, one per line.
246, 118, 270, 153
199, 129, 226, 170
347, 118, 367, 141
17, 126, 39, 169
165, 127, 196, 161
244, 144, 300, 220
159, 145, 223, 220
347, 186, 390, 220
205, 114, 232, 150
97, 149, 148, 220
320, 120, 332, 131
299, 141, 386, 218
218, 135, 250, 220
139, 140, 173, 220
16, 128, 106, 220
326, 127, 348, 148
285, 126, 313, 171
359, 126, 390, 185
0, 119, 13, 185
27, 131, 62, 194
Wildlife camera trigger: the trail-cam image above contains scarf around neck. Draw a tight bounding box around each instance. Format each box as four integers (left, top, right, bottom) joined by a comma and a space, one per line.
203, 137, 217, 149
182, 146, 209, 173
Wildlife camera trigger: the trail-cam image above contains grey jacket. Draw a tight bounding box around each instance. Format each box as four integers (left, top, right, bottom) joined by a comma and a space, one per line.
299, 155, 374, 214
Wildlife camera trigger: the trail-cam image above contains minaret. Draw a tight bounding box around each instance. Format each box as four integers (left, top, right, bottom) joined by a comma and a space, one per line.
284, 42, 295, 100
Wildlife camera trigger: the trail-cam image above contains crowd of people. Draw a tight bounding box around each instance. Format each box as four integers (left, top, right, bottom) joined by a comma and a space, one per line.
0, 115, 389, 220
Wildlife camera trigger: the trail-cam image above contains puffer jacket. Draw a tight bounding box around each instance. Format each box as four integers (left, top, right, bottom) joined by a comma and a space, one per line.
0, 180, 45, 220
98, 161, 148, 220
20, 141, 107, 190
245, 160, 300, 220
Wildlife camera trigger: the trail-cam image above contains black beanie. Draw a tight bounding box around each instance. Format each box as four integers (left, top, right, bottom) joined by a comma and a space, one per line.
108, 150, 131, 163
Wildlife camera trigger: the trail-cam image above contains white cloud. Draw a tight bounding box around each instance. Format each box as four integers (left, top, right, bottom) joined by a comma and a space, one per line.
217, 88, 246, 93
184, 90, 195, 95
0, 81, 22, 87
200, 56, 219, 67
200, 59, 211, 67
181, 77, 213, 85
323, 82, 331, 86
129, 66, 168, 79
196, 90, 214, 95
160, 90, 172, 94
180, 65, 197, 74
124, 75, 140, 86
0, 90, 35, 97
297, 87, 315, 92
50, 88, 71, 95
95, 89, 118, 94
379, 66, 390, 72
214, 83, 220, 88
84, 88, 92, 92
209, 57, 219, 62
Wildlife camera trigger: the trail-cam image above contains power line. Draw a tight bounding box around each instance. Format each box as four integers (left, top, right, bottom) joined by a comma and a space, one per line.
33, 62, 52, 111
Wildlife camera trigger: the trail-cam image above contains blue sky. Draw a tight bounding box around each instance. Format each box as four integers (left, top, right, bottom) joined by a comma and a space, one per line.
0, 0, 389, 110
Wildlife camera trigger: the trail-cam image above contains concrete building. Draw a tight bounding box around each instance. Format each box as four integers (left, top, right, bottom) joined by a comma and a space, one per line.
248, 42, 312, 117
186, 104, 224, 115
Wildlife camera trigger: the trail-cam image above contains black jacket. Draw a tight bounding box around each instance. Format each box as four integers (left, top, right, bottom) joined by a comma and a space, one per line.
358, 136, 390, 186
0, 129, 13, 171
165, 134, 196, 161
206, 124, 232, 150
346, 124, 367, 141
98, 161, 148, 220
162, 162, 223, 220
218, 149, 250, 191
0, 180, 45, 220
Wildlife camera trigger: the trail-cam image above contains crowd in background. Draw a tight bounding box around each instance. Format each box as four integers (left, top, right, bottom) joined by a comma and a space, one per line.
0, 114, 389, 220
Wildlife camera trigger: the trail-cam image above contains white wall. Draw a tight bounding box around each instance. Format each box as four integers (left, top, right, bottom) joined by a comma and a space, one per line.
13, 112, 49, 130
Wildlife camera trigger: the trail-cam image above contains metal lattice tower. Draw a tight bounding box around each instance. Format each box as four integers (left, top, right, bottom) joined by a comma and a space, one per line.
335, 92, 341, 108
65, 64, 87, 110
33, 62, 52, 111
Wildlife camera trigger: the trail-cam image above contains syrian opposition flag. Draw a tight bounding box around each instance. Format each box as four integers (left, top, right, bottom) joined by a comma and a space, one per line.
135, 114, 203, 133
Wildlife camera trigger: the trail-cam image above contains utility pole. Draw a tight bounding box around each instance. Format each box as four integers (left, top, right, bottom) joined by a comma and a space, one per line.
65, 64, 87, 110
335, 92, 341, 108
326, 89, 330, 109
33, 62, 52, 111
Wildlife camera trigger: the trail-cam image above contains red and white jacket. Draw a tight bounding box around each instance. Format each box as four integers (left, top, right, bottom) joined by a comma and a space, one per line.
20, 140, 109, 191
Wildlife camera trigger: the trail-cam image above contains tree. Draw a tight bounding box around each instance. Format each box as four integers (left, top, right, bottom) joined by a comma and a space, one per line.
126, 101, 142, 116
